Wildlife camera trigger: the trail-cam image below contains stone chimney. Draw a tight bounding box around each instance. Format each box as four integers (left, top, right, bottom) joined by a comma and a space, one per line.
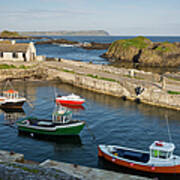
11, 40, 16, 45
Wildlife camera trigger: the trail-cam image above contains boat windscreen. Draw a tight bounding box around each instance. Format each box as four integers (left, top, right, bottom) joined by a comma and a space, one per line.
115, 149, 150, 163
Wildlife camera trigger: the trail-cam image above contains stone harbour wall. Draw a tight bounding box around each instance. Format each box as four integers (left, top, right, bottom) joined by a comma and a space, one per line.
52, 70, 180, 110
0, 60, 180, 110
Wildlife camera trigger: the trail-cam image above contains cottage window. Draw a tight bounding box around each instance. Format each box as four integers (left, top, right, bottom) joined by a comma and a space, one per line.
12, 52, 18, 58
0, 52, 3, 58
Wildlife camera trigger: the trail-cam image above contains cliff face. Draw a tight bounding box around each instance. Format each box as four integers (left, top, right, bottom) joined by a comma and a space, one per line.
102, 36, 180, 67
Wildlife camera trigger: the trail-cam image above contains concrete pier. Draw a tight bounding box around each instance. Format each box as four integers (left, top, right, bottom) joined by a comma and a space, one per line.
0, 150, 151, 180
0, 150, 152, 180
0, 150, 24, 163
40, 159, 151, 180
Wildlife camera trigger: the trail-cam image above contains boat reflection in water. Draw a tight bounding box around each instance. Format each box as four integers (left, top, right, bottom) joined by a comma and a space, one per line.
18, 130, 82, 146
98, 157, 154, 179
58, 103, 85, 111
98, 157, 180, 180
1, 107, 25, 125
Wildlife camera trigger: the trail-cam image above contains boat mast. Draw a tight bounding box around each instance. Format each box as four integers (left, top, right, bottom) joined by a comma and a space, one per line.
166, 95, 172, 143
165, 114, 172, 143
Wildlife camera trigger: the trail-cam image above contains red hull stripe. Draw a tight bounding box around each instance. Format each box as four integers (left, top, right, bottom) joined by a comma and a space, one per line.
98, 147, 180, 174
56, 99, 84, 105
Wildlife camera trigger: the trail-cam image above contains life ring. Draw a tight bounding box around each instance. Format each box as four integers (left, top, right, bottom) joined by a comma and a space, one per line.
23, 120, 30, 125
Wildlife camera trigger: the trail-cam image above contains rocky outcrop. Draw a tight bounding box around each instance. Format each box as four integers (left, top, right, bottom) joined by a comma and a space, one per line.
81, 42, 111, 50
36, 39, 79, 45
102, 36, 180, 67
36, 39, 110, 50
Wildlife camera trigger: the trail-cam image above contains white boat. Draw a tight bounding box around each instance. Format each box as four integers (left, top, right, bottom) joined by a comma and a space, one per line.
0, 89, 26, 108
98, 141, 180, 174
56, 93, 85, 106
58, 44, 75, 47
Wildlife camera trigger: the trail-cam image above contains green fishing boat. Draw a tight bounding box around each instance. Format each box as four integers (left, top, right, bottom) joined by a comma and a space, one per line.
16, 109, 85, 136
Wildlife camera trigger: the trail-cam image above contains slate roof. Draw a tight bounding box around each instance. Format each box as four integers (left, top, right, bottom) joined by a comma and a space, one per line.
0, 43, 29, 53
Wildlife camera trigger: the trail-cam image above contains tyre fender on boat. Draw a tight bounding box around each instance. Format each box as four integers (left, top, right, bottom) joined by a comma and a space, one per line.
23, 120, 30, 125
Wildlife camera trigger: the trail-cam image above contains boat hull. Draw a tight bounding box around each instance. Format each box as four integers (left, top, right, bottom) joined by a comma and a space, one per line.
56, 99, 84, 106
0, 100, 25, 108
98, 145, 180, 174
17, 122, 85, 136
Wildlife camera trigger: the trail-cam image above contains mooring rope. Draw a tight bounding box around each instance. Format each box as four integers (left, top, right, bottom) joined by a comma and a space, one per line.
85, 122, 97, 144
165, 114, 172, 143
165, 114, 178, 175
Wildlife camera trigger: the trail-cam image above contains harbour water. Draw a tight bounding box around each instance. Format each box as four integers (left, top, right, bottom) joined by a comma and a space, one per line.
0, 81, 180, 179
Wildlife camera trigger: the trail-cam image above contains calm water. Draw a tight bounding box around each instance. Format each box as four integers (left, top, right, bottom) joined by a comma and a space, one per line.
0, 81, 180, 179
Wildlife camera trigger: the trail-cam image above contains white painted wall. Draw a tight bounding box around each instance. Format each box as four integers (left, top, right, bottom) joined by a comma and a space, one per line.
0, 42, 37, 62
29, 42, 36, 61
0, 52, 24, 61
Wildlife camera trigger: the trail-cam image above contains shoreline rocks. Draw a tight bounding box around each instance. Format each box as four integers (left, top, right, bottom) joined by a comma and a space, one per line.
81, 42, 111, 50
102, 36, 180, 67
36, 39, 79, 45
35, 39, 110, 50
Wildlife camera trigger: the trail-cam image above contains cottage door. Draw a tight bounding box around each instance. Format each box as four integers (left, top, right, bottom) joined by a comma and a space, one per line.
23, 53, 27, 62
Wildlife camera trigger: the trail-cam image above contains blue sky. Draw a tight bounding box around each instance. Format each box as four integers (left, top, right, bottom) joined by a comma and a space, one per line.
0, 0, 180, 35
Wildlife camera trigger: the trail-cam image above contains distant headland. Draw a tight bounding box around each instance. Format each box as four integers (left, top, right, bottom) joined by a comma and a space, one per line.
19, 30, 110, 36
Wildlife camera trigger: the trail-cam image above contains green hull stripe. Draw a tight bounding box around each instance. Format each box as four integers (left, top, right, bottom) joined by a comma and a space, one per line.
18, 124, 85, 135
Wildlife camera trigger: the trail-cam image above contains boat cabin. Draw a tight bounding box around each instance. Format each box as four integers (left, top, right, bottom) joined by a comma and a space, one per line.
3, 89, 19, 99
149, 141, 175, 160
52, 110, 72, 124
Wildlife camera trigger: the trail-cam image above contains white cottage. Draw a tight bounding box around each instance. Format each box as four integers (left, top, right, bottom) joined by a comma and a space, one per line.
0, 40, 36, 61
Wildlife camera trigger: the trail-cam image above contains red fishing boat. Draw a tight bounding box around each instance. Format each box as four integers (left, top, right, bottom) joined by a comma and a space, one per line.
98, 141, 180, 174
56, 93, 85, 106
